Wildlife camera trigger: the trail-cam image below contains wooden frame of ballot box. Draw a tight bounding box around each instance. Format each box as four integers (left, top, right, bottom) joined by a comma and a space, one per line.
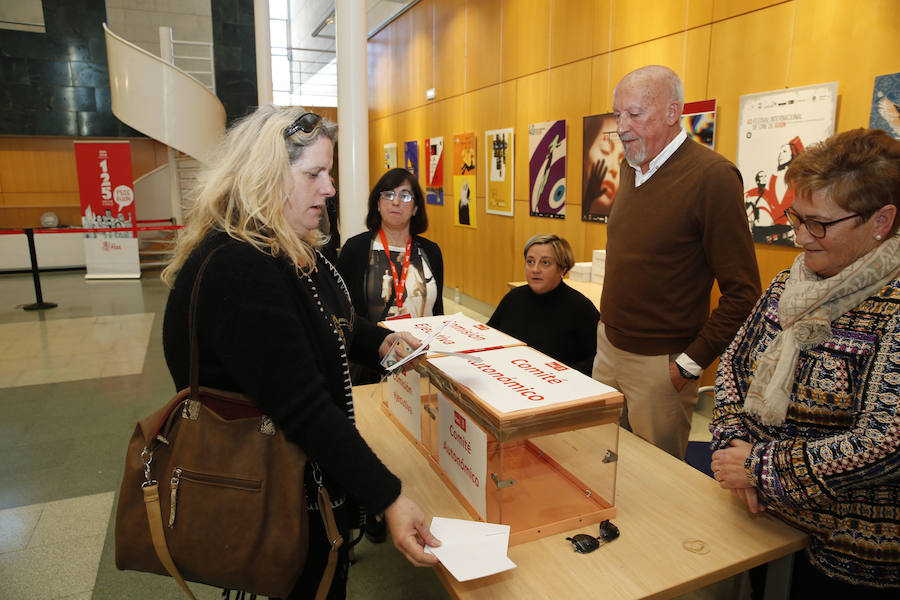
380, 324, 623, 546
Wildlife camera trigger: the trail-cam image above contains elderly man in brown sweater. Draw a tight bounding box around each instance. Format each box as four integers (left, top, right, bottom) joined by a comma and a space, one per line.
593, 65, 761, 460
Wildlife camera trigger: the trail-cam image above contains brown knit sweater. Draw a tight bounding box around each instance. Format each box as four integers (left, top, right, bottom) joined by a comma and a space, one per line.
600, 138, 761, 368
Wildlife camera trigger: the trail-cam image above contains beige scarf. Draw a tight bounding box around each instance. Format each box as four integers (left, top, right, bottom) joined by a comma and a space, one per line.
743, 235, 900, 425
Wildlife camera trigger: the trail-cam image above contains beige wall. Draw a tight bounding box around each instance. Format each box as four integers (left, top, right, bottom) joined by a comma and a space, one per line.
366, 0, 900, 311
105, 0, 212, 57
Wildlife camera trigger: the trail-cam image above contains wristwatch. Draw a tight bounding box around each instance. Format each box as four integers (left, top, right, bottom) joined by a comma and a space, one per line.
675, 362, 700, 380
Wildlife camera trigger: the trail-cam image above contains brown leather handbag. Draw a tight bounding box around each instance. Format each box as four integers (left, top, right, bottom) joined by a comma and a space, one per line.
114, 247, 342, 599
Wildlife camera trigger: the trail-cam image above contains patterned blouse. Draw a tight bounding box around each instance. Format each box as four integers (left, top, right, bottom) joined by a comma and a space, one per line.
712, 269, 900, 588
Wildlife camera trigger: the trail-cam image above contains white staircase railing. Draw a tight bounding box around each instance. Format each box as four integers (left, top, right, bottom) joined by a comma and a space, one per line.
103, 23, 226, 225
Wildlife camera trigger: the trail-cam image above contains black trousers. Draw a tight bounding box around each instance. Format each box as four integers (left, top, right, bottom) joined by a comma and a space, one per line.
750, 550, 897, 600
277, 505, 352, 600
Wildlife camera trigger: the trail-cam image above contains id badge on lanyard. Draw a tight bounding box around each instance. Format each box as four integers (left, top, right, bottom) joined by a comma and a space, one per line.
378, 230, 413, 320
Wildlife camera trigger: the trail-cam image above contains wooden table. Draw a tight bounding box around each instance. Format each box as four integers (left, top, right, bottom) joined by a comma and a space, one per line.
508, 279, 603, 306
353, 384, 807, 600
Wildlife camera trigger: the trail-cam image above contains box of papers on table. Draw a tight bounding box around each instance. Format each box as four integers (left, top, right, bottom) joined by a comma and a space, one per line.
379, 320, 623, 546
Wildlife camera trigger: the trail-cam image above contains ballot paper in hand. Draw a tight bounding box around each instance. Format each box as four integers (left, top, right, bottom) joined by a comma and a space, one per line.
424, 517, 517, 582
381, 315, 484, 371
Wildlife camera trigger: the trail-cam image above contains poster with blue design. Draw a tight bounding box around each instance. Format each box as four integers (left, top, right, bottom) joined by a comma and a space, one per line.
528, 120, 566, 219
404, 140, 419, 178
681, 99, 716, 149
869, 72, 900, 140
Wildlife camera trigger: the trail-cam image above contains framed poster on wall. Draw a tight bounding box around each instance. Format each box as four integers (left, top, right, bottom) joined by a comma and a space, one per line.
404, 140, 419, 178
870, 72, 900, 140
485, 128, 513, 216
425, 136, 444, 205
384, 142, 398, 170
528, 120, 566, 219
681, 99, 716, 149
581, 113, 623, 223
737, 82, 838, 246
454, 133, 477, 228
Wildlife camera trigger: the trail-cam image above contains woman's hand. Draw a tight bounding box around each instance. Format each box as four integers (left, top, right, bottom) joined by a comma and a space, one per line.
383, 494, 441, 567
710, 439, 754, 489
731, 487, 766, 514
379, 332, 427, 371
712, 440, 766, 513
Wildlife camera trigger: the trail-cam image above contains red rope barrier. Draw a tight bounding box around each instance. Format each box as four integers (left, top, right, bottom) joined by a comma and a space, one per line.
0, 225, 183, 235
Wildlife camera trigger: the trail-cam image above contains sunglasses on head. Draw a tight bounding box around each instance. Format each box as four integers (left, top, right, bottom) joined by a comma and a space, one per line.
566, 520, 620, 554
283, 112, 322, 138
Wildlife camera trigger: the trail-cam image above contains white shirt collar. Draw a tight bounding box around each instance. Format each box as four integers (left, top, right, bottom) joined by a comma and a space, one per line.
632, 128, 687, 187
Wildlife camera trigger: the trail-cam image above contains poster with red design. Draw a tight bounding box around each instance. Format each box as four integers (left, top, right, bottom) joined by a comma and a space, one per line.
737, 82, 838, 246
425, 136, 444, 205
582, 113, 623, 223
74, 141, 140, 278
681, 99, 717, 149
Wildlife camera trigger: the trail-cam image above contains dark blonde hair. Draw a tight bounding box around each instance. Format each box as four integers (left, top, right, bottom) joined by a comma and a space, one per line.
162, 105, 337, 286
786, 128, 900, 235
523, 233, 575, 275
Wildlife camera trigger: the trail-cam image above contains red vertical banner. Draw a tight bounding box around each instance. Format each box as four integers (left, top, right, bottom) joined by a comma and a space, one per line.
74, 141, 140, 278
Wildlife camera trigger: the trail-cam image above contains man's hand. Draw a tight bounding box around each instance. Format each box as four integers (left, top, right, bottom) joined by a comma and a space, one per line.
668, 361, 688, 392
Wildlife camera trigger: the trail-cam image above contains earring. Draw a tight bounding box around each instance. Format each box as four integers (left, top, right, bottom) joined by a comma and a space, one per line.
875, 234, 883, 241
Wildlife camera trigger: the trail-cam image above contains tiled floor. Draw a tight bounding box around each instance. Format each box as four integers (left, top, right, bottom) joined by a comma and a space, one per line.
0, 269, 728, 599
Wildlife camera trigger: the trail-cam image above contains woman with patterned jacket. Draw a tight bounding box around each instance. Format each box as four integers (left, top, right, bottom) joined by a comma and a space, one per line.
710, 128, 900, 597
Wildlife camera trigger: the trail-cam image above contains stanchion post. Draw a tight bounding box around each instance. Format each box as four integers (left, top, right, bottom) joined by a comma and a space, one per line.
23, 228, 58, 311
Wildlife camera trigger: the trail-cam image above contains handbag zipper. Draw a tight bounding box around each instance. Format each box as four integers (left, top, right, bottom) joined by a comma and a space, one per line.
168, 467, 263, 527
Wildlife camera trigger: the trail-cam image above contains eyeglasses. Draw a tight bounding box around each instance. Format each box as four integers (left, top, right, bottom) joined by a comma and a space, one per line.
283, 112, 322, 138
565, 520, 620, 554
784, 207, 860, 239
380, 190, 414, 203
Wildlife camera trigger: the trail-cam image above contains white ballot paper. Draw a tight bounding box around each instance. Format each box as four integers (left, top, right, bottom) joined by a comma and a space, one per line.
424, 517, 517, 582
381, 314, 484, 371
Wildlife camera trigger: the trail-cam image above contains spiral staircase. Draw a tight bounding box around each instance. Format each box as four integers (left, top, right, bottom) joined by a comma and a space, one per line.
102, 23, 226, 268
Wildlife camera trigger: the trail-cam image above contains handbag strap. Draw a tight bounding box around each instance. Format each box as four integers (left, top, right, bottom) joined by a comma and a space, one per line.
188, 244, 224, 405
316, 486, 344, 600
142, 484, 199, 600
148, 242, 344, 599
141, 244, 223, 600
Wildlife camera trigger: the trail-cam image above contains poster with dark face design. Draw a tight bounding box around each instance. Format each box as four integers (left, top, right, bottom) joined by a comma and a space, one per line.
582, 113, 623, 223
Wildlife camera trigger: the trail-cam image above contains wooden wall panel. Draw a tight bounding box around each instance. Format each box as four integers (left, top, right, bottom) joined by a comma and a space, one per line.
434, 0, 467, 99
0, 136, 166, 228
410, 0, 435, 105
367, 0, 896, 327
608, 30, 710, 105
591, 0, 613, 56
466, 0, 502, 91
610, 0, 712, 50
390, 9, 414, 114
712, 0, 787, 21
790, 0, 900, 134
707, 3, 794, 162
367, 28, 392, 121
513, 71, 549, 202
500, 0, 551, 80
550, 0, 597, 68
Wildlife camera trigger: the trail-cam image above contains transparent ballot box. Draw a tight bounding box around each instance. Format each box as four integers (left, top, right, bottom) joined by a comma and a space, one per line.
382, 345, 623, 546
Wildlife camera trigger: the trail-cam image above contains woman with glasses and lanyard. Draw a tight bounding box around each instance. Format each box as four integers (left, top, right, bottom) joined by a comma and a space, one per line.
710, 128, 900, 597
338, 167, 444, 384
162, 106, 439, 599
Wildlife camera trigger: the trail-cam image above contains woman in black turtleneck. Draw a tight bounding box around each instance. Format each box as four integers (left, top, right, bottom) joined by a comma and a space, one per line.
487, 234, 600, 375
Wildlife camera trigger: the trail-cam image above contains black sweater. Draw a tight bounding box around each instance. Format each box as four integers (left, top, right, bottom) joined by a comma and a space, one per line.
488, 281, 600, 375
162, 232, 400, 513
337, 230, 444, 319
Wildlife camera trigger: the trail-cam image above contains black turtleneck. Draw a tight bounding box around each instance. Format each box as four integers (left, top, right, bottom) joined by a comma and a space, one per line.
487, 281, 600, 375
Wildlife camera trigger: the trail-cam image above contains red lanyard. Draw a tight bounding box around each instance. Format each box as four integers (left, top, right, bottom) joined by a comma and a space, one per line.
378, 229, 412, 310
